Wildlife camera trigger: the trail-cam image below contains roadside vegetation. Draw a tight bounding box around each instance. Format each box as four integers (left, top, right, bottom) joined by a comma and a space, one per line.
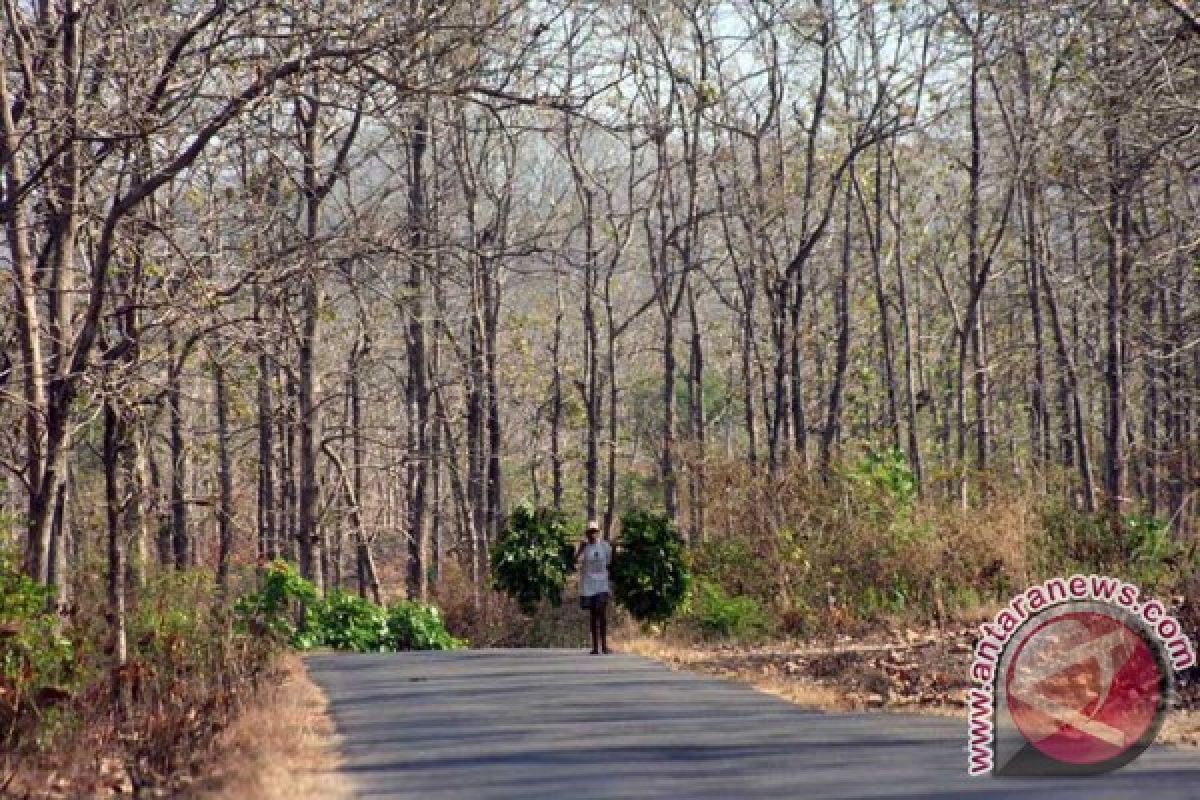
0, 550, 459, 797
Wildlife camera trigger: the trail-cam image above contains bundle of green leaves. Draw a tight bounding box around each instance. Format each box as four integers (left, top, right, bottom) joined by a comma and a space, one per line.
611, 508, 690, 623
490, 503, 578, 614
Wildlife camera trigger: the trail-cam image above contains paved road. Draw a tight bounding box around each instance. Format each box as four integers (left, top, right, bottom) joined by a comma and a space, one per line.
306, 650, 1199, 799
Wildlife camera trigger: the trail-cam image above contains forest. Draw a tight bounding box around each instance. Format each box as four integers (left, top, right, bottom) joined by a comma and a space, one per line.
2, 0, 1199, 793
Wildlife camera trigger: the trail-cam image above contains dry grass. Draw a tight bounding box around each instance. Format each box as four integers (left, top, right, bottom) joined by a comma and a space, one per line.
187, 653, 353, 800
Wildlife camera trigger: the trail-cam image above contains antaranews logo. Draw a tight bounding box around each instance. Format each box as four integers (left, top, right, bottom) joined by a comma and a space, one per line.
967, 575, 1196, 777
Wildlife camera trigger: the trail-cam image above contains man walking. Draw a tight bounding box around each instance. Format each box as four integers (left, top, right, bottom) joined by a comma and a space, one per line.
576, 520, 612, 655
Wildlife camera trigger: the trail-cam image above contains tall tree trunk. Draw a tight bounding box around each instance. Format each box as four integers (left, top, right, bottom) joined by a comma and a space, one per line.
406, 110, 431, 601
1041, 218, 1096, 512
214, 357, 235, 591
604, 293, 620, 539
741, 287, 758, 469
686, 285, 705, 543
1164, 166, 1188, 530
279, 373, 298, 564
3, 60, 53, 583
767, 293, 790, 475
581, 188, 601, 522
821, 179, 854, 474
973, 310, 992, 472
167, 335, 191, 569
788, 273, 809, 465
551, 261, 565, 511
122, 418, 149, 590
104, 402, 130, 728
346, 319, 372, 598
484, 262, 503, 549
868, 146, 899, 450
661, 314, 679, 524
297, 94, 324, 594
430, 268, 448, 592
255, 287, 278, 561
47, 480, 69, 609
888, 154, 924, 491
1103, 114, 1130, 529
467, 290, 487, 606
957, 13, 984, 507
1023, 182, 1050, 481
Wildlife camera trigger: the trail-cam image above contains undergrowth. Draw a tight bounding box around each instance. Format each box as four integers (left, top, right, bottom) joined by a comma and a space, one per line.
1, 555, 460, 796
679, 449, 1198, 640
1, 555, 276, 795
235, 561, 465, 652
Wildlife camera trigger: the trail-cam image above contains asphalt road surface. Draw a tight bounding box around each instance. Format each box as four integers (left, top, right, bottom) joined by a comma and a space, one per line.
306, 650, 1199, 799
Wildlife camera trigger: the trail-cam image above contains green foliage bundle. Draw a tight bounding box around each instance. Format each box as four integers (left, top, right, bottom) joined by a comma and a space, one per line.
1123, 514, 1178, 587
233, 561, 464, 652
611, 508, 690, 623
685, 579, 769, 640
490, 503, 577, 614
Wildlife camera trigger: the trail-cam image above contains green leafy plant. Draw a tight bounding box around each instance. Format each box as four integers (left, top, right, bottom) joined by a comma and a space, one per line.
233, 560, 319, 646
314, 591, 390, 652
233, 561, 464, 652
849, 447, 918, 508
387, 602, 466, 650
691, 536, 778, 600
490, 503, 577, 614
685, 578, 768, 640
0, 549, 75, 734
1122, 513, 1181, 590
611, 508, 690, 623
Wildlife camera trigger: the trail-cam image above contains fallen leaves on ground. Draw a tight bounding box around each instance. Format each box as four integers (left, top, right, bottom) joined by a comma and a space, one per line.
625, 625, 1200, 747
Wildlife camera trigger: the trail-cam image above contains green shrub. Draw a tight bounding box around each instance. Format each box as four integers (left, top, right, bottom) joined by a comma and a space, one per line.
490, 503, 577, 614
686, 579, 768, 640
387, 602, 466, 650
314, 591, 390, 652
1037, 505, 1184, 589
233, 561, 319, 646
0, 556, 75, 711
611, 508, 690, 623
857, 575, 919, 617
848, 447, 918, 509
1122, 513, 1184, 591
233, 561, 464, 652
691, 536, 778, 602
1037, 501, 1114, 573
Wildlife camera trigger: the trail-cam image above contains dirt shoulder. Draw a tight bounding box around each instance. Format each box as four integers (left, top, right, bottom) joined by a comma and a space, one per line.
187, 653, 353, 800
624, 628, 1200, 748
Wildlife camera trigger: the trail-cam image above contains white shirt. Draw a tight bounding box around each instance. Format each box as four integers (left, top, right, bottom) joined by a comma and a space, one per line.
580, 540, 612, 597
